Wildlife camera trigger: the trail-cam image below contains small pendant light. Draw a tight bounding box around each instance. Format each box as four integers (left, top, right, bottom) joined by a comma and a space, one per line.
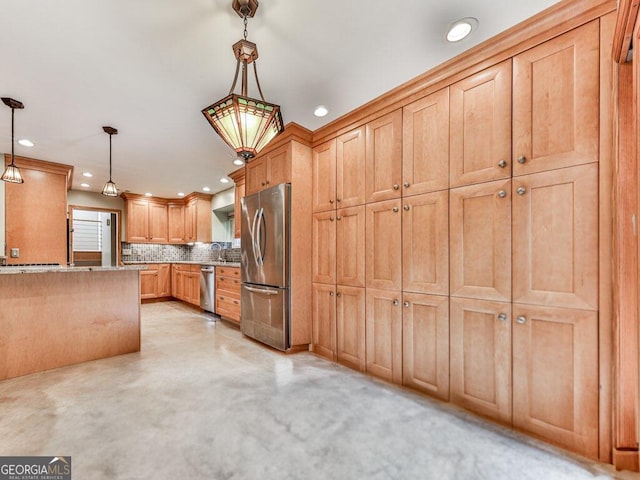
1, 97, 25, 184
101, 126, 118, 197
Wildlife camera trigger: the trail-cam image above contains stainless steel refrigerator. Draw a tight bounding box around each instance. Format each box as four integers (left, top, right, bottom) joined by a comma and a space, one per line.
240, 183, 290, 351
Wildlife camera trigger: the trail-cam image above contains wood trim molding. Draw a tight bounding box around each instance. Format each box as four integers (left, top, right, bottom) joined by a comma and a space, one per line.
5, 154, 74, 190
120, 192, 212, 204
253, 122, 313, 158
312, 0, 616, 146
228, 166, 245, 182
68, 204, 123, 266
612, 0, 639, 63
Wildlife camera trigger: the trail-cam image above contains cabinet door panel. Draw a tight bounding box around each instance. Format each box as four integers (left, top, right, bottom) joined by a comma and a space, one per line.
140, 268, 159, 299
512, 304, 598, 458
512, 164, 598, 310
312, 211, 336, 284
336, 206, 365, 287
365, 288, 402, 384
366, 199, 402, 290
402, 293, 449, 400
450, 60, 512, 187
246, 156, 267, 195
450, 297, 512, 423
267, 144, 291, 187
312, 283, 336, 360
365, 110, 403, 202
149, 203, 168, 243
450, 180, 511, 301
312, 139, 337, 213
403, 191, 449, 295
336, 286, 365, 371
337, 126, 366, 207
184, 201, 195, 242
513, 21, 599, 175
158, 264, 171, 297
403, 88, 449, 196
127, 199, 149, 242
168, 203, 185, 243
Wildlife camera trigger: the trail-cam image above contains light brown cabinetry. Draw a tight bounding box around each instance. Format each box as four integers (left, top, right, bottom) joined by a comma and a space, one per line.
245, 144, 292, 195
168, 203, 185, 243
337, 127, 366, 208
336, 206, 365, 287
336, 286, 366, 371
402, 293, 449, 400
365, 110, 403, 203
312, 139, 337, 213
229, 167, 246, 239
450, 60, 512, 188
311, 283, 336, 360
312, 211, 336, 285
171, 264, 200, 306
402, 88, 450, 195
125, 198, 168, 244
139, 264, 171, 300
512, 21, 599, 176
216, 266, 241, 323
184, 193, 212, 243
365, 288, 403, 384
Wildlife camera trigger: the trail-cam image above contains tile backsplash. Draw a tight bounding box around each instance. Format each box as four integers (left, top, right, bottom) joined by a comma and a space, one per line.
122, 242, 240, 263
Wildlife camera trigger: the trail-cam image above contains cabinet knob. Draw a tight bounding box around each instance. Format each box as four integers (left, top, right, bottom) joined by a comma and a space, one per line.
336, 292, 342, 298
266, 180, 270, 185
403, 181, 410, 188
403, 301, 410, 308
261, 181, 266, 186
497, 313, 507, 321
329, 199, 334, 204
393, 184, 400, 190
330, 216, 335, 221
329, 291, 334, 297
516, 187, 526, 196
403, 205, 410, 211
498, 190, 507, 198
498, 160, 507, 168
392, 299, 399, 306
517, 156, 527, 164
336, 215, 342, 221
392, 207, 399, 213
517, 315, 526, 324
336, 198, 342, 203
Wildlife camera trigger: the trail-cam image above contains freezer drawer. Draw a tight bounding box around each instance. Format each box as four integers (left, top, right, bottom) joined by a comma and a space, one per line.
240, 283, 289, 351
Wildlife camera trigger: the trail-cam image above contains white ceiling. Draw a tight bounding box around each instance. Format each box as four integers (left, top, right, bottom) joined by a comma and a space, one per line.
0, 0, 559, 198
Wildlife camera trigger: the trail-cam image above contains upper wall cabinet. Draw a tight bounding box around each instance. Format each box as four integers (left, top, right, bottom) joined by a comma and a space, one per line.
450, 60, 512, 188
403, 88, 450, 196
312, 139, 337, 213
337, 126, 366, 208
125, 197, 167, 243
228, 167, 246, 239
365, 110, 403, 203
512, 20, 599, 176
246, 143, 292, 195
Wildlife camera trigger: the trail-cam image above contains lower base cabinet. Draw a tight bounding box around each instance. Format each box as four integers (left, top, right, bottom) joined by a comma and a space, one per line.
140, 264, 171, 300
216, 267, 241, 323
365, 288, 402, 384
171, 264, 200, 307
311, 283, 336, 360
336, 286, 366, 371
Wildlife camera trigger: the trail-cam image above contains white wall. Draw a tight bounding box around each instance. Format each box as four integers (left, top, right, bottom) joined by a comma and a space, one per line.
0, 179, 5, 257
67, 190, 126, 240
211, 187, 234, 242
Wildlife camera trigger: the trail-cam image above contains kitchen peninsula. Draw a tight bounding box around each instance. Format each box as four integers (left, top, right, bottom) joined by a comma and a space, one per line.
0, 265, 143, 380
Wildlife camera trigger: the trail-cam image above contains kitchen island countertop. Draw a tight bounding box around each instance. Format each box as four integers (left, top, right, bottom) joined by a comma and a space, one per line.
0, 265, 147, 275
123, 261, 241, 268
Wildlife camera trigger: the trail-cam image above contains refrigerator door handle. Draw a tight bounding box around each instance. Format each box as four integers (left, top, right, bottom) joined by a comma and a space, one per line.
244, 285, 279, 295
251, 208, 261, 266
258, 207, 267, 264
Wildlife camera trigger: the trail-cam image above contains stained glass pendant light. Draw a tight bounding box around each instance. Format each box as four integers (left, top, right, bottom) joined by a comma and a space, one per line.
202, 0, 284, 161
101, 126, 119, 197
1, 97, 25, 184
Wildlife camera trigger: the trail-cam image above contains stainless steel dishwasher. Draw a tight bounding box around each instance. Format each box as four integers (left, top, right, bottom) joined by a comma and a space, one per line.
200, 266, 215, 313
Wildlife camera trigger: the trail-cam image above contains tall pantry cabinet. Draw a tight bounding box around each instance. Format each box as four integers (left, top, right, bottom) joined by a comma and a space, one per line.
310, 9, 613, 461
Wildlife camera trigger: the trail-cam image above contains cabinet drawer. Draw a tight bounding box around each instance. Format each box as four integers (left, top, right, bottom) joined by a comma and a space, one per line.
217, 266, 240, 279
216, 293, 241, 321
216, 275, 241, 294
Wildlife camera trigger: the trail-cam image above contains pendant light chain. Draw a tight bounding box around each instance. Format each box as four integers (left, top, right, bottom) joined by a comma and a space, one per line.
10, 107, 15, 165
108, 133, 112, 181
243, 14, 248, 40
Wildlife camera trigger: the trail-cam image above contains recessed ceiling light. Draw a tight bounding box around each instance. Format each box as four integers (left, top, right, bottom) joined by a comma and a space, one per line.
233, 158, 245, 166
80, 183, 91, 188
445, 17, 478, 43
220, 178, 230, 184
82, 172, 93, 178
18, 138, 34, 147
202, 187, 211, 192
144, 192, 153, 197
177, 192, 185, 197
314, 105, 329, 117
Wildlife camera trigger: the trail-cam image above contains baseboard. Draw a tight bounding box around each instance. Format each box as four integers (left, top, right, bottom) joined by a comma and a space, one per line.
613, 448, 639, 472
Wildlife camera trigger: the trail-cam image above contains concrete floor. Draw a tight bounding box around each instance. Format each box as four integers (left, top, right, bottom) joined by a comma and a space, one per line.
0, 301, 636, 479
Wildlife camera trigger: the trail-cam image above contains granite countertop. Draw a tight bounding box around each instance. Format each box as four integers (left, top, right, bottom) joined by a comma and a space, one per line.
123, 261, 241, 268
0, 265, 147, 275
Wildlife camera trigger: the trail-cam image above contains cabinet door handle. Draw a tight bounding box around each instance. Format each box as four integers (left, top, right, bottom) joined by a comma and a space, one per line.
329, 291, 334, 297
393, 184, 400, 190
336, 215, 342, 221
498, 160, 507, 168
336, 197, 342, 203
404, 205, 410, 211
403, 181, 410, 188
517, 315, 526, 324
517, 156, 527, 164
497, 313, 507, 321
266, 180, 270, 185
392, 207, 399, 213
498, 190, 507, 198
330, 216, 335, 221
329, 199, 334, 204
392, 299, 399, 306
336, 292, 342, 298
516, 187, 526, 196
403, 301, 410, 308
261, 181, 266, 186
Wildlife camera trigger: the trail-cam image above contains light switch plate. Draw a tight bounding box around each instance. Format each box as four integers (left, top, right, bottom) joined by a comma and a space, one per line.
10, 248, 19, 258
